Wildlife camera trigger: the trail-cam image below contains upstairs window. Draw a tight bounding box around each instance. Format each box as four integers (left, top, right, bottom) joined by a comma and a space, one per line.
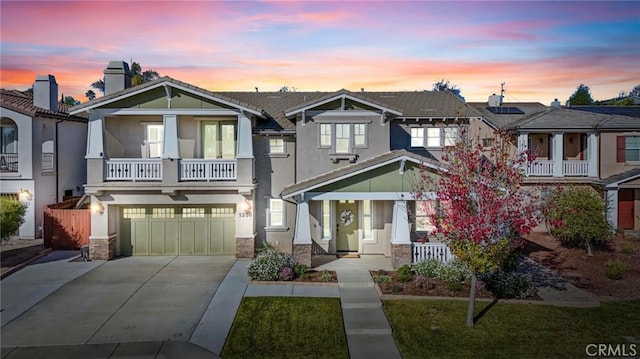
620, 136, 640, 162
203, 122, 236, 159
426, 128, 441, 147
145, 124, 163, 158
335, 124, 351, 153
444, 128, 458, 146
410, 127, 424, 147
319, 124, 332, 148
354, 124, 367, 148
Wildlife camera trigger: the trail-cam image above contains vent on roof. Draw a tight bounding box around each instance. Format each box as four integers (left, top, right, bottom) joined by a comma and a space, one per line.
487, 106, 524, 114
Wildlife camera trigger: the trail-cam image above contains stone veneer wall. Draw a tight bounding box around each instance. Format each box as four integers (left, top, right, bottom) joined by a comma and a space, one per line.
90, 236, 115, 260
236, 236, 255, 259
391, 243, 412, 268
293, 243, 312, 267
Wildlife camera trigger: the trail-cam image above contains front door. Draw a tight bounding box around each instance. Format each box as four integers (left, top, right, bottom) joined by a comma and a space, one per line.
336, 201, 358, 252
618, 189, 634, 229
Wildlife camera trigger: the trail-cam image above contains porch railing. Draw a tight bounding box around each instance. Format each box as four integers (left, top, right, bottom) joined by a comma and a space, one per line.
526, 160, 553, 176
563, 160, 588, 176
105, 159, 162, 181
180, 159, 237, 181
0, 152, 18, 172
412, 242, 454, 264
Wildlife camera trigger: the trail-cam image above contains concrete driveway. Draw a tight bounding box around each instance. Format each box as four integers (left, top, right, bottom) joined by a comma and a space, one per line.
1, 255, 236, 347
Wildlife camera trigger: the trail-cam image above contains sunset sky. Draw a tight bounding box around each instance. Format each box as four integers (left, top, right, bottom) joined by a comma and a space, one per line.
1, 1, 638, 104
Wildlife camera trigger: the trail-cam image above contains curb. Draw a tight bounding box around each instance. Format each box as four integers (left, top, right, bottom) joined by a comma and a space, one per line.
249, 280, 338, 287
0, 248, 52, 280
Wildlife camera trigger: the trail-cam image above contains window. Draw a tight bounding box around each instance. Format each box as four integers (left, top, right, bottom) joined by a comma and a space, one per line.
415, 200, 435, 232
426, 128, 441, 147
319, 124, 332, 147
269, 138, 285, 154
145, 124, 163, 158
335, 124, 351, 153
183, 208, 205, 218
211, 207, 235, 218
482, 138, 495, 148
203, 122, 236, 159
444, 128, 458, 146
123, 208, 146, 219
623, 136, 640, 162
354, 124, 367, 147
362, 200, 372, 240
268, 199, 284, 227
410, 127, 424, 147
1, 124, 17, 153
152, 208, 175, 218
322, 200, 332, 240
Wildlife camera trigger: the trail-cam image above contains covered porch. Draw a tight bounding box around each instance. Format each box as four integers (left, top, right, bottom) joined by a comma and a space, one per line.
517, 132, 598, 177
281, 150, 448, 268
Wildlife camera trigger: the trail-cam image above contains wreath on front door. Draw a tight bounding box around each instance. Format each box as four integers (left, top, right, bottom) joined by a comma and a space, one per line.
340, 210, 355, 226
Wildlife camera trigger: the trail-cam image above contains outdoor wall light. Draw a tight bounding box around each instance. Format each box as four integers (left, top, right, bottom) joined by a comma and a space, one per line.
238, 200, 253, 217
91, 201, 104, 215
18, 188, 32, 201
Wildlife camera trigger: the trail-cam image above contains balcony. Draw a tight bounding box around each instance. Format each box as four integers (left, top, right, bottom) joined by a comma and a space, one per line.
103, 158, 238, 182
526, 160, 590, 177
0, 153, 18, 172
105, 159, 163, 181
180, 159, 237, 181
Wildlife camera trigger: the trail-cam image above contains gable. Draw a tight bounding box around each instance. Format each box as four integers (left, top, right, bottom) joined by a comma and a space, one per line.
100, 87, 238, 110
313, 162, 438, 193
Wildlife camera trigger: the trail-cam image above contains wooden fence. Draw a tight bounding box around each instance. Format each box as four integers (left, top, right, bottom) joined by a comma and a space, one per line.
44, 205, 90, 249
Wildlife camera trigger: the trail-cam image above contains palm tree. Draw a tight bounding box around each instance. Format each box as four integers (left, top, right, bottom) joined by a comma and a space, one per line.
85, 90, 96, 101
91, 79, 105, 94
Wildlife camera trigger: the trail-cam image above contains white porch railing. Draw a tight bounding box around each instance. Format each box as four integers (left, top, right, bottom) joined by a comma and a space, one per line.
563, 160, 588, 176
180, 159, 237, 181
413, 242, 454, 264
526, 160, 553, 176
105, 159, 162, 181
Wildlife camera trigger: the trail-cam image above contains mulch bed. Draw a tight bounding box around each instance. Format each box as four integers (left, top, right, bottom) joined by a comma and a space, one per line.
371, 270, 495, 298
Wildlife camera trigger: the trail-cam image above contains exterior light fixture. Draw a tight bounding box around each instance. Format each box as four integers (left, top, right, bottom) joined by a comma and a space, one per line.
19, 188, 32, 201
91, 201, 104, 215
238, 199, 252, 217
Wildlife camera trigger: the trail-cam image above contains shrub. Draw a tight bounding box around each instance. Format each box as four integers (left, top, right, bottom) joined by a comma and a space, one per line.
319, 270, 334, 282
278, 266, 294, 281
372, 274, 391, 283
543, 186, 611, 256
0, 198, 26, 241
620, 242, 635, 255
485, 271, 537, 299
247, 248, 295, 281
397, 264, 413, 282
413, 275, 436, 290
413, 259, 442, 278
604, 259, 630, 280
299, 272, 312, 281
294, 263, 309, 276
436, 260, 471, 285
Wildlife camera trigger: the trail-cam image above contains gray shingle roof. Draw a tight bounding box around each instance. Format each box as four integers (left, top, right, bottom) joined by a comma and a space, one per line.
569, 106, 640, 118
467, 102, 548, 129
601, 168, 640, 187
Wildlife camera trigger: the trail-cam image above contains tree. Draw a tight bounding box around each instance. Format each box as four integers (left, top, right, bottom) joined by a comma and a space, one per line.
131, 61, 160, 86
542, 186, 611, 256
433, 79, 464, 100
85, 90, 96, 101
1, 197, 26, 241
91, 79, 105, 94
413, 131, 541, 327
63, 95, 80, 106
278, 86, 297, 92
630, 84, 640, 98
567, 84, 594, 105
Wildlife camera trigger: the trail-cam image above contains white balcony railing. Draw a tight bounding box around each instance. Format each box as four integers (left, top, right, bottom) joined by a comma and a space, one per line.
413, 242, 454, 264
526, 160, 553, 176
42, 153, 54, 171
105, 159, 162, 181
563, 160, 589, 176
0, 152, 18, 172
180, 159, 237, 181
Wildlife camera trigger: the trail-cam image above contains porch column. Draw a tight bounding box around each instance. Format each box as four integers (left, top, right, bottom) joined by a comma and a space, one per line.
89, 196, 115, 260
517, 133, 529, 175
235, 194, 256, 258
293, 200, 312, 266
391, 200, 412, 268
162, 114, 179, 159
587, 133, 598, 177
86, 116, 104, 159
606, 189, 618, 229
552, 132, 564, 177
237, 114, 253, 159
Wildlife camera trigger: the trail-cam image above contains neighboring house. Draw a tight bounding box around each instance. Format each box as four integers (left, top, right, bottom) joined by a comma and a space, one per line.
0, 75, 87, 239
470, 98, 640, 232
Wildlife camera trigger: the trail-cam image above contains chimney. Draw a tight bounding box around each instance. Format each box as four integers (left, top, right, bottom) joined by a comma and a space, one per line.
550, 98, 561, 108
488, 94, 502, 107
33, 75, 59, 112
104, 60, 132, 95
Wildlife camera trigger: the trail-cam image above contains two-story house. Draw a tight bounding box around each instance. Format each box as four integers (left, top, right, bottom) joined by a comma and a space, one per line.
0, 75, 87, 239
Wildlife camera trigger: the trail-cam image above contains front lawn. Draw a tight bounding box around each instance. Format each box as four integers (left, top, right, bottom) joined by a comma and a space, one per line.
384, 299, 640, 359
222, 297, 348, 359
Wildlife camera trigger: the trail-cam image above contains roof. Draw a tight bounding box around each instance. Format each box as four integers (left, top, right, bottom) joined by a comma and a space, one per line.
602, 168, 640, 188
513, 108, 607, 131
568, 106, 640, 118
280, 149, 443, 198
0, 89, 87, 122
467, 102, 548, 129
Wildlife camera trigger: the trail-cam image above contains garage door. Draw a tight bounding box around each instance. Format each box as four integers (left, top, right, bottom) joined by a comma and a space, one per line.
120, 206, 236, 256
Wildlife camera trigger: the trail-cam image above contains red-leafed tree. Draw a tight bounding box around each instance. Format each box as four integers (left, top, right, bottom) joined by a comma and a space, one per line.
413, 131, 541, 327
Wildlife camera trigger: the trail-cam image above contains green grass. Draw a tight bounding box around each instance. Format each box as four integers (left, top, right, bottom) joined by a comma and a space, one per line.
222, 297, 348, 359
384, 299, 640, 359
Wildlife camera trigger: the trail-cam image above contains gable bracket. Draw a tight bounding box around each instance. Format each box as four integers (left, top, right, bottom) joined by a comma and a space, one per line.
380, 110, 386, 126
163, 84, 172, 109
